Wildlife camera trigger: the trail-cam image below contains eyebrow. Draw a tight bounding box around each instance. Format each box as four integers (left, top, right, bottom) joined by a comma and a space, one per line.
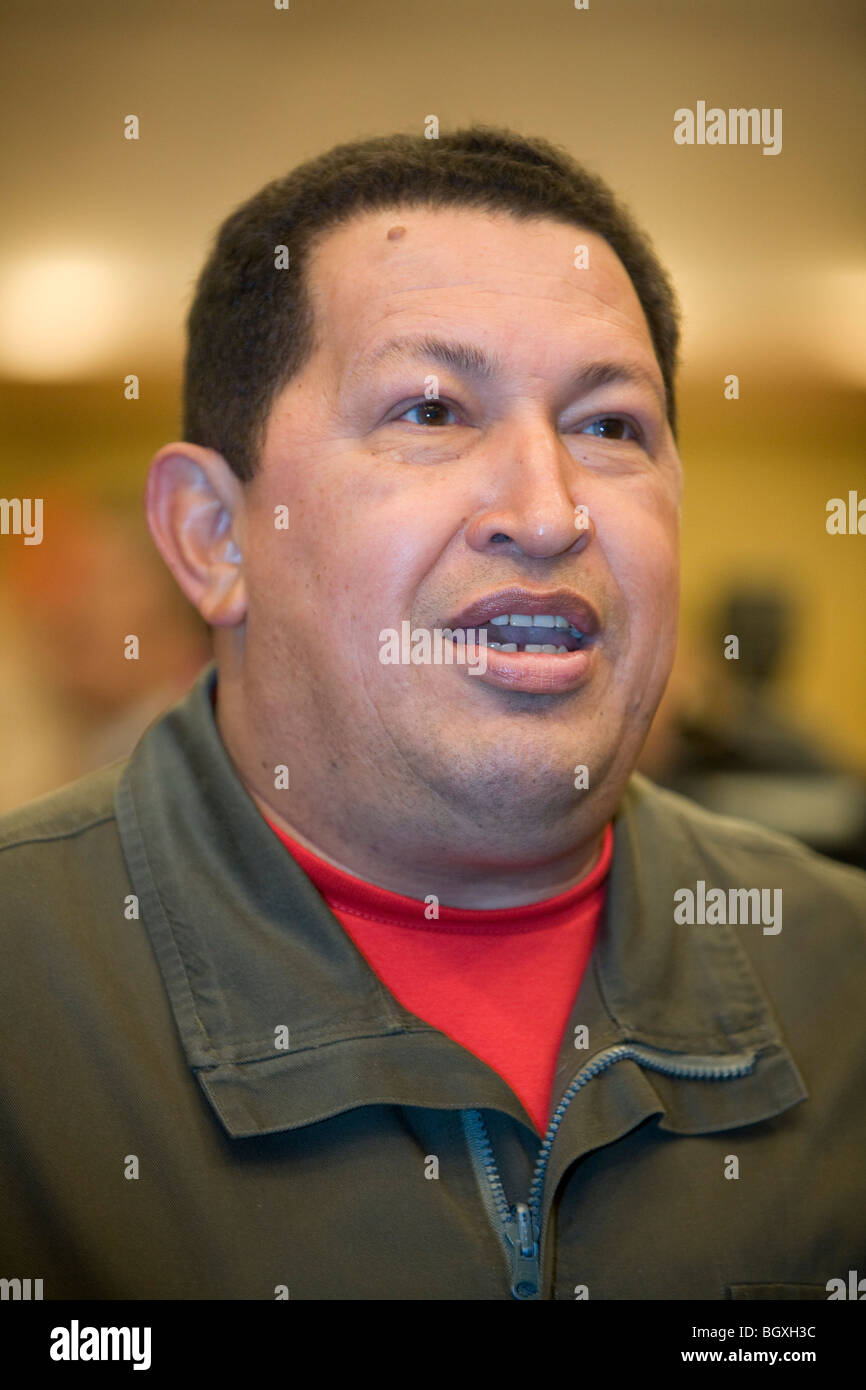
349, 334, 667, 411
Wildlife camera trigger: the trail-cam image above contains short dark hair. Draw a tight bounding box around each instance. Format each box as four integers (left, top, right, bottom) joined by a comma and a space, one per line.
183, 126, 681, 481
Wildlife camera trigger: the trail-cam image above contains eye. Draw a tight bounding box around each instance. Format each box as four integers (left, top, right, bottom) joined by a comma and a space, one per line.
580, 416, 642, 443
396, 398, 459, 427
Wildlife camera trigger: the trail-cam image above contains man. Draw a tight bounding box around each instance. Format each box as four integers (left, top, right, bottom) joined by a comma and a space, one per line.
1, 127, 864, 1301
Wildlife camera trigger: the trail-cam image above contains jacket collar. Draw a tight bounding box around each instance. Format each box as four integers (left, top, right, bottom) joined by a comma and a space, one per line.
115, 662, 805, 1139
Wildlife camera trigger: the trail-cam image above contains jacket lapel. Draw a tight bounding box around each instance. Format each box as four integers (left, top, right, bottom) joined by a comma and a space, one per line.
116, 663, 806, 1156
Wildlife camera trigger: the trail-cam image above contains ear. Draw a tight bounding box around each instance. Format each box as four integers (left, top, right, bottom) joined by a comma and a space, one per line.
145, 443, 247, 627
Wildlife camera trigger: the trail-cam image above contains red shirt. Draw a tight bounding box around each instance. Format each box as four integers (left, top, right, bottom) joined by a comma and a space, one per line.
263, 816, 612, 1135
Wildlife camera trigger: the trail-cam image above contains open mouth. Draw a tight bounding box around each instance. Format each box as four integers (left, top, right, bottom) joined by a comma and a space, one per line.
451, 613, 587, 654
442, 588, 601, 691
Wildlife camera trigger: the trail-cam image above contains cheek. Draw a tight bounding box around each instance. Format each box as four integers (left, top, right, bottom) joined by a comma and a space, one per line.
600, 498, 680, 635
245, 481, 449, 634
626, 553, 679, 644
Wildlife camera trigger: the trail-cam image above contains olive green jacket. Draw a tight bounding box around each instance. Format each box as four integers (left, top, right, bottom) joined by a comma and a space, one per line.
1, 664, 864, 1300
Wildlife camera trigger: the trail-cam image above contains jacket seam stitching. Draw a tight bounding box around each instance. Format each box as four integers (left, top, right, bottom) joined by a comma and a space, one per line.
0, 813, 115, 855
116, 772, 218, 1063
194, 1017, 443, 1065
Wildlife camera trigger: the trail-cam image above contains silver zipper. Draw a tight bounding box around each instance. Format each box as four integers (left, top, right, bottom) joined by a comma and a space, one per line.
462, 1042, 757, 1299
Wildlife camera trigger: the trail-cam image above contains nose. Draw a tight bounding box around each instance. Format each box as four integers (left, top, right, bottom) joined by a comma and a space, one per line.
464, 415, 596, 559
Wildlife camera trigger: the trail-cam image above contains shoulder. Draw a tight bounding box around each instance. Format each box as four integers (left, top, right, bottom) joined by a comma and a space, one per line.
623, 771, 866, 921
0, 761, 129, 926
0, 760, 124, 854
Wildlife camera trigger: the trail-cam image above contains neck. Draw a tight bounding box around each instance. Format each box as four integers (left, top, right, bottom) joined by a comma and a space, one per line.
249, 784, 609, 908
214, 663, 618, 910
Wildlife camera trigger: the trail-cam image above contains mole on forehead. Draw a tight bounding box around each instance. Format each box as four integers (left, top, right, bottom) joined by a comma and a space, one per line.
386, 225, 407, 240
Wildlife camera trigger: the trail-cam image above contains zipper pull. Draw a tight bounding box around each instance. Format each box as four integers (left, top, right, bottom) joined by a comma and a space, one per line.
506, 1202, 540, 1299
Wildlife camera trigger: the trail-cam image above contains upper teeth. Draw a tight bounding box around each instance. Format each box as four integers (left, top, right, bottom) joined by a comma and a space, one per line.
489, 613, 582, 636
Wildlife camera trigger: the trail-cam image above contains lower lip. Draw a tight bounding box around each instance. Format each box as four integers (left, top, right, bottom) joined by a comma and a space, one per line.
452, 640, 596, 694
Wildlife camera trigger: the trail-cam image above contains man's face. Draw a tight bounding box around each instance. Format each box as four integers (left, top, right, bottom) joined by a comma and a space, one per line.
232, 206, 682, 843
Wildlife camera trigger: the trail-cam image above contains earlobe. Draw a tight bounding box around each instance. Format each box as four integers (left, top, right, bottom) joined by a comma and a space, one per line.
145, 442, 248, 628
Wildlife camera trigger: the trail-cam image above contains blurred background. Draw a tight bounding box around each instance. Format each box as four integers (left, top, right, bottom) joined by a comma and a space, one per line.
1, 0, 864, 864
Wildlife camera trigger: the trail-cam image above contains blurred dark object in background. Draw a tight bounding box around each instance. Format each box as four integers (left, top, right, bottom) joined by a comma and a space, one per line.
658, 587, 866, 871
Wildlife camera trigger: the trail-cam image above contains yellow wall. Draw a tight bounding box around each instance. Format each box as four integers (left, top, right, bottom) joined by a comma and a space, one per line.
676, 381, 865, 769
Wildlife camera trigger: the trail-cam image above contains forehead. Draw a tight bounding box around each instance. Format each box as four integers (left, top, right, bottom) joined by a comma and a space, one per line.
303, 205, 656, 379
